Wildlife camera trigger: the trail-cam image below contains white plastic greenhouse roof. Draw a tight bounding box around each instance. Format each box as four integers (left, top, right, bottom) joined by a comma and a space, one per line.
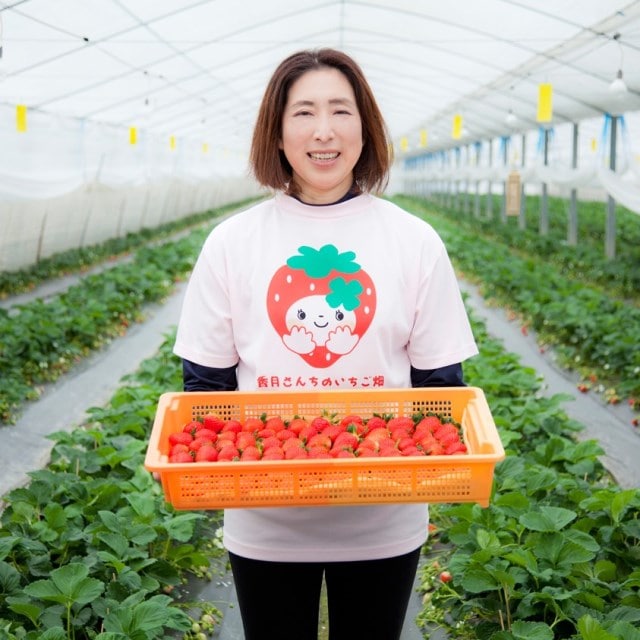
2, 0, 640, 155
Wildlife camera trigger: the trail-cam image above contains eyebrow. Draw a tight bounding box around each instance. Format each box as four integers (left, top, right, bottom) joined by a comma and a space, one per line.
288, 97, 356, 109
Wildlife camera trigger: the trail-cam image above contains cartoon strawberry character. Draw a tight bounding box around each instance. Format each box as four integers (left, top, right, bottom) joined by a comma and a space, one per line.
267, 244, 376, 368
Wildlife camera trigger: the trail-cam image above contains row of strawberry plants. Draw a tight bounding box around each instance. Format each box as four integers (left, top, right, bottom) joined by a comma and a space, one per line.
1, 301, 637, 639
391, 195, 640, 407
0, 199, 259, 299
0, 335, 226, 640
0, 226, 215, 425
418, 311, 640, 639
424, 192, 640, 301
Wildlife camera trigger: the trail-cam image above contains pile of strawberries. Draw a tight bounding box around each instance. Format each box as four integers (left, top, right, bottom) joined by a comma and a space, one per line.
167, 412, 467, 463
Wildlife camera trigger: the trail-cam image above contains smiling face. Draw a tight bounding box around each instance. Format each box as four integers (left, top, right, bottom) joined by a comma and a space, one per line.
284, 294, 356, 345
279, 67, 363, 204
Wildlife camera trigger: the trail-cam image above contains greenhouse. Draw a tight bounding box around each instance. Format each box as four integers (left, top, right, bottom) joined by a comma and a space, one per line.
0, 1, 639, 639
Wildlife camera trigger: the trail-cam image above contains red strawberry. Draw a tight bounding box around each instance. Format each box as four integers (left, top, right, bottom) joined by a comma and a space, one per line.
310, 417, 332, 431
241, 417, 264, 433
182, 420, 203, 436
288, 418, 310, 435
195, 444, 219, 462
266, 244, 376, 368
262, 448, 285, 460
265, 416, 286, 432
203, 415, 226, 433
366, 416, 388, 430
445, 442, 467, 455
169, 451, 194, 463
169, 432, 193, 447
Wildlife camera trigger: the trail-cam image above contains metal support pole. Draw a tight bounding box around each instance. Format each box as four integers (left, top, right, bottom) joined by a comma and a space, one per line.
606, 116, 617, 259
568, 123, 579, 245
540, 128, 549, 235
519, 133, 526, 230
501, 137, 508, 223
474, 143, 481, 217
486, 139, 493, 218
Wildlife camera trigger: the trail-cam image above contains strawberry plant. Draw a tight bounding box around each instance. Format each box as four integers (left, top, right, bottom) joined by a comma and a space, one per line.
390, 195, 640, 407
0, 336, 225, 639
416, 310, 640, 639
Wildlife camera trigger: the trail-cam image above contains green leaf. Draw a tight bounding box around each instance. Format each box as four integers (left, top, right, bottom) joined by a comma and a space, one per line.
460, 567, 501, 592
577, 614, 618, 640
24, 563, 104, 605
509, 620, 554, 640
611, 489, 640, 524
0, 560, 21, 595
163, 513, 204, 542
37, 629, 68, 640
519, 506, 576, 532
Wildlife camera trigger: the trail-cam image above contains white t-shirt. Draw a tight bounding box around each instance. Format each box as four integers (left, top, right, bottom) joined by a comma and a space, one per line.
174, 192, 478, 562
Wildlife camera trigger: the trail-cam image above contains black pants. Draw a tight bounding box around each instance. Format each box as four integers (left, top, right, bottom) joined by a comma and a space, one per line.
228, 547, 421, 640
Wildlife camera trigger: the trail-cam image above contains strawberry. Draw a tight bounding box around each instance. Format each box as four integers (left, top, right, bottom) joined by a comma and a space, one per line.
241, 417, 264, 433
307, 433, 332, 450
217, 445, 240, 461
332, 431, 359, 450
182, 420, 203, 436
310, 416, 332, 431
298, 425, 319, 443
236, 432, 257, 450
265, 416, 286, 432
169, 451, 194, 463
169, 432, 193, 447
259, 436, 281, 452
387, 416, 414, 432
365, 416, 388, 431
262, 448, 285, 460
308, 446, 332, 459
288, 418, 310, 435
170, 443, 190, 456
240, 446, 262, 461
414, 416, 442, 436
203, 415, 226, 433
222, 420, 243, 434
195, 444, 219, 462
444, 442, 467, 455
321, 424, 345, 441
266, 244, 376, 368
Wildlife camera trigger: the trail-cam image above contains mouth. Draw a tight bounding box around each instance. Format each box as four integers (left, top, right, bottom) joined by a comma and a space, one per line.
308, 152, 339, 161
314, 321, 329, 328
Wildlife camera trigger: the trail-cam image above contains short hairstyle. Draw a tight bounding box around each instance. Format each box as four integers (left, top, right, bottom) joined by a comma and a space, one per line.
249, 48, 392, 195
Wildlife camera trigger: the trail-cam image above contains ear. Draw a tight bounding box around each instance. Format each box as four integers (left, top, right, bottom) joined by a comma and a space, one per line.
278, 138, 284, 150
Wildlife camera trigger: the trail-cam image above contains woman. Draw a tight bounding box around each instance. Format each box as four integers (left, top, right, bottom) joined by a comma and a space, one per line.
173, 48, 478, 640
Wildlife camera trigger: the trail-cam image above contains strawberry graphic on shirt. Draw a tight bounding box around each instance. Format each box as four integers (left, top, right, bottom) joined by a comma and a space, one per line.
267, 244, 376, 368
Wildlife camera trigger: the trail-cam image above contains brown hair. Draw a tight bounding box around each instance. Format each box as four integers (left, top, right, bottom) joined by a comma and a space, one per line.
249, 48, 392, 195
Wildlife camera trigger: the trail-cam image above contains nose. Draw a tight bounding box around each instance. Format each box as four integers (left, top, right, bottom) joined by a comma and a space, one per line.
314, 116, 334, 141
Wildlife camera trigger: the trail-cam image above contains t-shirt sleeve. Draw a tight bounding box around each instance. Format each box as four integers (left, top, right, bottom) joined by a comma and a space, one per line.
173, 230, 240, 368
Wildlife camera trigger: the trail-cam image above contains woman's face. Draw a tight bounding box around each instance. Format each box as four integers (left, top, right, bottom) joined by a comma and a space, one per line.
280, 67, 363, 204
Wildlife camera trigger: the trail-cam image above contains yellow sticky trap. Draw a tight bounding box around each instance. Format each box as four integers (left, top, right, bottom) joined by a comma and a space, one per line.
202, 143, 209, 153
16, 105, 27, 132
590, 138, 597, 152
129, 127, 137, 145
169, 135, 176, 150
400, 136, 408, 152
419, 129, 428, 148
452, 114, 462, 140
537, 83, 553, 123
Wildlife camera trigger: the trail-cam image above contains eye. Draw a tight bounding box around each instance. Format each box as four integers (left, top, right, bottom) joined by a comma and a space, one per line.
297, 309, 306, 320
335, 310, 344, 321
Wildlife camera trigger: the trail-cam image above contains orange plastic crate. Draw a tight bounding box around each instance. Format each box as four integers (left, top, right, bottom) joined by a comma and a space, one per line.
144, 387, 505, 509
